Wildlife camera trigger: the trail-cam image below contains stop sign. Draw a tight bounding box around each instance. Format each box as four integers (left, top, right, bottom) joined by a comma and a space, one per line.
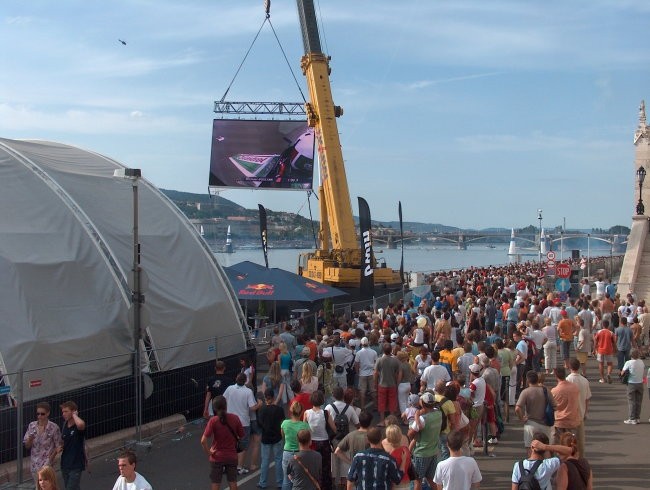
556, 263, 571, 279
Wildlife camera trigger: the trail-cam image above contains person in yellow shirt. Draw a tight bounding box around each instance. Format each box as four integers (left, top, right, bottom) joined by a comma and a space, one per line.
439, 340, 458, 378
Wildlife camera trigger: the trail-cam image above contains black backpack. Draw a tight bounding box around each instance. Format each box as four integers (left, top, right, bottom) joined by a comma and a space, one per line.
330, 403, 350, 441
517, 459, 543, 490
431, 397, 448, 433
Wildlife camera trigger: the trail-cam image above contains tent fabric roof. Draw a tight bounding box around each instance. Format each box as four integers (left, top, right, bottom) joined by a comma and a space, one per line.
225, 261, 348, 302
0, 138, 247, 401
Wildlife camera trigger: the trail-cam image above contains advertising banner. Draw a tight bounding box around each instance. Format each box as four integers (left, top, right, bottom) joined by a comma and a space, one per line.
258, 204, 269, 268
209, 119, 315, 190
358, 197, 375, 298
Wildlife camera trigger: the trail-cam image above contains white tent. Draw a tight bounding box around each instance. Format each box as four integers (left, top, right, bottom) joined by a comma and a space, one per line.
0, 138, 247, 401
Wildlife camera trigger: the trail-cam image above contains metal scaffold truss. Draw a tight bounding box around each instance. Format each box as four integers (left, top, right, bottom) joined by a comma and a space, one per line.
213, 101, 306, 116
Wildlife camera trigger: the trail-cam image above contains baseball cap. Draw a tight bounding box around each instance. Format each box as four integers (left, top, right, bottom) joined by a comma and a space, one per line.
560, 310, 568, 317
391, 333, 399, 341
417, 317, 427, 328
420, 392, 435, 405
469, 364, 482, 374
361, 337, 369, 346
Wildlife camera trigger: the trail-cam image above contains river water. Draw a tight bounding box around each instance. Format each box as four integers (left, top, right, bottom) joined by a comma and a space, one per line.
214, 244, 612, 274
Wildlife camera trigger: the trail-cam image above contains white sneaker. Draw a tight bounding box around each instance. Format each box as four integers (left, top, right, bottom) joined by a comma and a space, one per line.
488, 437, 499, 444
624, 419, 638, 424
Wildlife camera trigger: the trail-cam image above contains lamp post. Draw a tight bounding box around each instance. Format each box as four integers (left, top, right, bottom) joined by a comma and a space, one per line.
114, 167, 143, 441
537, 209, 543, 265
636, 166, 646, 215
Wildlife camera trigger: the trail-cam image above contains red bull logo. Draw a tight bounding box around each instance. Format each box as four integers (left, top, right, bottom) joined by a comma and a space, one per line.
304, 282, 328, 293
240, 283, 275, 296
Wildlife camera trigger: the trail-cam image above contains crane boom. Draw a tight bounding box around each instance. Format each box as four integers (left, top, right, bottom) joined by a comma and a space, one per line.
296, 0, 401, 290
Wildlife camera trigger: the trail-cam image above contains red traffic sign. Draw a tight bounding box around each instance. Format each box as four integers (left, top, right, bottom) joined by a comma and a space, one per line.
547, 260, 556, 269
556, 263, 571, 279
546, 251, 556, 261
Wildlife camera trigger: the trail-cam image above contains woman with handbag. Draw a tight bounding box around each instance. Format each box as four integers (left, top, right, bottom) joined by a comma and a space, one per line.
621, 348, 645, 424
201, 395, 244, 490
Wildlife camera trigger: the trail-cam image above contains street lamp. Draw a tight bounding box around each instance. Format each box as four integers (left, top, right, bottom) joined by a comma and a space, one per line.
537, 209, 543, 264
113, 167, 144, 441
636, 166, 646, 215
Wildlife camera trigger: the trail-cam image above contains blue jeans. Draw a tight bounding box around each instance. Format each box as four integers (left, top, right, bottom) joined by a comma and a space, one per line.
617, 350, 630, 371
61, 468, 82, 490
259, 440, 284, 488
282, 450, 295, 490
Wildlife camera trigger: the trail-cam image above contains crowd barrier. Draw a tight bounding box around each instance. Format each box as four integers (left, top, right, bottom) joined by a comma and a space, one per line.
0, 331, 255, 485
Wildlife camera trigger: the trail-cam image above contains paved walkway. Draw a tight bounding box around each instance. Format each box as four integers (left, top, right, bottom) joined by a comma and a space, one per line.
7, 355, 648, 489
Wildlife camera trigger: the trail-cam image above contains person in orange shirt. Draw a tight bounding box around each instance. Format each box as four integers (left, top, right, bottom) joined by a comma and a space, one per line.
557, 311, 576, 370
594, 319, 616, 383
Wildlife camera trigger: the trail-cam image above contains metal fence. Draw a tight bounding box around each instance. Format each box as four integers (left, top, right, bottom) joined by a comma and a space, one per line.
0, 331, 256, 485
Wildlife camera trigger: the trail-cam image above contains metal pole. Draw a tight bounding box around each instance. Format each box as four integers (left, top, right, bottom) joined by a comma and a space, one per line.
587, 233, 591, 278
560, 232, 564, 262
538, 209, 543, 264
16, 369, 24, 483
132, 180, 142, 442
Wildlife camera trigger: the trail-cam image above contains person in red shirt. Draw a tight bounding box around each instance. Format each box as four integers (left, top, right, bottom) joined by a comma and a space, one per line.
201, 395, 244, 490
594, 319, 616, 383
289, 380, 313, 414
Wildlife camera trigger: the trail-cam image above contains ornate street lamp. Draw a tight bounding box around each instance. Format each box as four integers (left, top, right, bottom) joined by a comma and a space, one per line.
636, 166, 646, 215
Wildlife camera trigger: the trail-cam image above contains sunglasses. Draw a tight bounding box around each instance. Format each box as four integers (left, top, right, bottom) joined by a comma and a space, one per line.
37, 412, 47, 416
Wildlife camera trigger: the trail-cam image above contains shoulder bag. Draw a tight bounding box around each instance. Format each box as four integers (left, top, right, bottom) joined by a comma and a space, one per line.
542, 387, 555, 426
293, 454, 321, 490
222, 418, 244, 453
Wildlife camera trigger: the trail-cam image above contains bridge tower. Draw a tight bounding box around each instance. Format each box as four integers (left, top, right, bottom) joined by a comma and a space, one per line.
458, 234, 467, 250
619, 100, 650, 299
508, 229, 518, 256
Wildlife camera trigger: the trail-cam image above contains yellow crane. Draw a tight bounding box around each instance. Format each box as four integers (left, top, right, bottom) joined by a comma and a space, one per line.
296, 0, 402, 290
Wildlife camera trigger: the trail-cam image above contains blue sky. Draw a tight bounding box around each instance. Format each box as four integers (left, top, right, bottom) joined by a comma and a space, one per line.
2, 0, 649, 229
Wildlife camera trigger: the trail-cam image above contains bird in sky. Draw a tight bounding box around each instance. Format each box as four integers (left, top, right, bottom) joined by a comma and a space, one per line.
118, 39, 126, 45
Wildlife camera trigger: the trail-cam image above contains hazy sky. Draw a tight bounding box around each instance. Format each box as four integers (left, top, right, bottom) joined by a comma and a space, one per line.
2, 0, 649, 229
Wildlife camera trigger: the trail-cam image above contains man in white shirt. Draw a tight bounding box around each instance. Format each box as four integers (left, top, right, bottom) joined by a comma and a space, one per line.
566, 358, 591, 458
223, 373, 261, 472
331, 341, 354, 389
433, 430, 481, 490
468, 364, 486, 447
112, 450, 152, 490
355, 337, 378, 410
420, 351, 450, 392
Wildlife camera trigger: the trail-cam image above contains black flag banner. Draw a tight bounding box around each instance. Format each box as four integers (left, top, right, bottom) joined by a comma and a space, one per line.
357, 197, 375, 298
258, 204, 269, 268
399, 201, 404, 283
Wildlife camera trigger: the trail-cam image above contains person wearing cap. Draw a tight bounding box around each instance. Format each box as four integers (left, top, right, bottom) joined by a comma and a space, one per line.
317, 350, 335, 402
468, 364, 486, 449
557, 309, 576, 370
355, 337, 378, 411
407, 391, 443, 489
412, 317, 427, 347
331, 338, 354, 389
292, 347, 317, 383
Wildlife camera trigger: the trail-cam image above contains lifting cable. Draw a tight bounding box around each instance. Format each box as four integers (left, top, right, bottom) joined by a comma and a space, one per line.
219, 0, 306, 103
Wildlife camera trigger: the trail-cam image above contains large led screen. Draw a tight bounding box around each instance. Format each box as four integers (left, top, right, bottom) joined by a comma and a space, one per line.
209, 119, 315, 190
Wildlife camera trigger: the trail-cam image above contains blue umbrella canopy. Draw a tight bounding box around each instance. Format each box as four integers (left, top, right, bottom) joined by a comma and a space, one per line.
225, 261, 347, 302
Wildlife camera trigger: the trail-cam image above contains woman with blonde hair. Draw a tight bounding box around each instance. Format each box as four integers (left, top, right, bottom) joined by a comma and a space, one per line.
261, 361, 287, 412
280, 402, 310, 490
300, 362, 318, 394
383, 425, 412, 490
37, 466, 58, 490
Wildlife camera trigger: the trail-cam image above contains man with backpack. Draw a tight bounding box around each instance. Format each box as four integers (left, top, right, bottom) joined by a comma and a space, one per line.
511, 432, 561, 490
325, 386, 359, 446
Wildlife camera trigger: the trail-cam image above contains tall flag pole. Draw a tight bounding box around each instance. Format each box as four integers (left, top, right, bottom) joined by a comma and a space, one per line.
399, 201, 404, 283
258, 204, 269, 268
357, 197, 375, 298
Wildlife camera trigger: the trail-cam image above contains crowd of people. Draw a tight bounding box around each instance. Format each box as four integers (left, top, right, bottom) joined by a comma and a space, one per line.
198, 262, 650, 490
